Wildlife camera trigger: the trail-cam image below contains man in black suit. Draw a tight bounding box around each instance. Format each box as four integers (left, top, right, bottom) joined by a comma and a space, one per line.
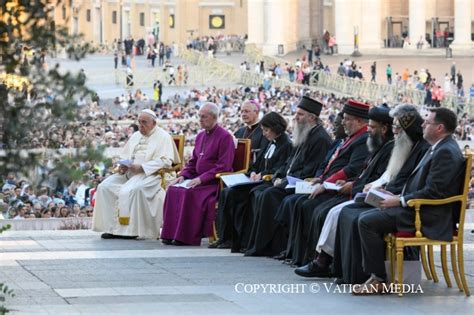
355, 107, 464, 294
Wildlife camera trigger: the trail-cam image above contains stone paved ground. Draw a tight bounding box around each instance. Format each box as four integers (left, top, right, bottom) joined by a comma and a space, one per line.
0, 219, 473, 315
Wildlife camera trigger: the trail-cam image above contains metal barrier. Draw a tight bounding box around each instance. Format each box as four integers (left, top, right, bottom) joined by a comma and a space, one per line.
244, 43, 474, 116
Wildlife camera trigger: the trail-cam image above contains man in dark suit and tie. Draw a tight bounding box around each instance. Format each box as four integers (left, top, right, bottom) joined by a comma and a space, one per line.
355, 107, 464, 294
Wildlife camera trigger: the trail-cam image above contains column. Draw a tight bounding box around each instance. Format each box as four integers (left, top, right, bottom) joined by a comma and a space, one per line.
408, 0, 426, 49
451, 0, 473, 50
247, 0, 265, 47
262, 0, 285, 55
334, 0, 355, 54
92, 5, 102, 44
298, 0, 311, 47
360, 0, 382, 50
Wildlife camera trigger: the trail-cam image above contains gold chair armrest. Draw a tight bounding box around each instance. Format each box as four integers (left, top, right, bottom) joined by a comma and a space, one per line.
406, 194, 464, 237
406, 195, 464, 208
262, 174, 273, 182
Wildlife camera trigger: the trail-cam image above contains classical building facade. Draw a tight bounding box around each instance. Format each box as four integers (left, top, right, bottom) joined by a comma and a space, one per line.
54, 0, 248, 47
54, 0, 473, 54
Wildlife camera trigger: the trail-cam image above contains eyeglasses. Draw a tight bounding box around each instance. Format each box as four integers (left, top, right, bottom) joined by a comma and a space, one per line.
392, 124, 402, 130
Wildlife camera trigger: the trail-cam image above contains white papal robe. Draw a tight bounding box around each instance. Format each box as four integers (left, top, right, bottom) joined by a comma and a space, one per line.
92, 126, 180, 239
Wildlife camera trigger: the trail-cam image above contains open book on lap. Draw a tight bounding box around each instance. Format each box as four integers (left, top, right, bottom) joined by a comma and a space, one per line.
364, 188, 393, 208
220, 173, 263, 188
173, 179, 193, 189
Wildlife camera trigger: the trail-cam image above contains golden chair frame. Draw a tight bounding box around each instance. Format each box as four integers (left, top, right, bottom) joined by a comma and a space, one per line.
212, 138, 252, 241
386, 154, 472, 297
158, 135, 185, 189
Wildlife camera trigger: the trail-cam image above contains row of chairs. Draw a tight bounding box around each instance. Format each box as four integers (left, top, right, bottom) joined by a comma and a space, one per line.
159, 135, 472, 297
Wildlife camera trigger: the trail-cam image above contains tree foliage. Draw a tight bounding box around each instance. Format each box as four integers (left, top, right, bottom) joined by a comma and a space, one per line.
0, 0, 107, 181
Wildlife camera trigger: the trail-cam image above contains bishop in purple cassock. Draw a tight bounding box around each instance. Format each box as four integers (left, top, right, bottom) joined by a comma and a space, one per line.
161, 103, 235, 245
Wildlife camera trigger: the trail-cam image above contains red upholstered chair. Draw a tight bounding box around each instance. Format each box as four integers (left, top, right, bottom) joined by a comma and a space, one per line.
158, 135, 185, 189
386, 154, 472, 297
211, 139, 251, 241
215, 138, 252, 189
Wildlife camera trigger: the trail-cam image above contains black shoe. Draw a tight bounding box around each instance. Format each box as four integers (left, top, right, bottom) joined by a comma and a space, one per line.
161, 239, 172, 245
208, 239, 225, 249
273, 251, 286, 260
101, 233, 115, 239
294, 261, 331, 278
217, 240, 232, 249
101, 233, 137, 240
172, 240, 186, 246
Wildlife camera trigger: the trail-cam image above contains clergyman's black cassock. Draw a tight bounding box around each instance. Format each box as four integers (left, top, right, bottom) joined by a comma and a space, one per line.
332, 139, 430, 284
214, 124, 269, 245
301, 137, 395, 264
244, 124, 332, 256
234, 124, 269, 166
286, 127, 370, 265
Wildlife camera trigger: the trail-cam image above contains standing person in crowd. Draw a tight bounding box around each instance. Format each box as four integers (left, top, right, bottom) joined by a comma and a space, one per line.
450, 61, 456, 84
158, 42, 165, 67
153, 80, 162, 104
92, 110, 180, 240
457, 70, 464, 96
337, 62, 345, 76
386, 64, 393, 85
370, 62, 376, 82
150, 45, 157, 67
113, 50, 118, 69
161, 103, 235, 246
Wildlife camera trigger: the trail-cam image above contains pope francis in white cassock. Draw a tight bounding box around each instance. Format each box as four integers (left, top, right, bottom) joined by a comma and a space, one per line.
92, 109, 180, 239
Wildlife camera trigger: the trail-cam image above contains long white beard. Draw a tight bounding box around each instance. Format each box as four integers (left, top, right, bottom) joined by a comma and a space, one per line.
292, 122, 312, 147
385, 131, 413, 181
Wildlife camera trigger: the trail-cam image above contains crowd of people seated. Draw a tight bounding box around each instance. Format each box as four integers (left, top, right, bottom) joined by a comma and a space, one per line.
0, 173, 97, 220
